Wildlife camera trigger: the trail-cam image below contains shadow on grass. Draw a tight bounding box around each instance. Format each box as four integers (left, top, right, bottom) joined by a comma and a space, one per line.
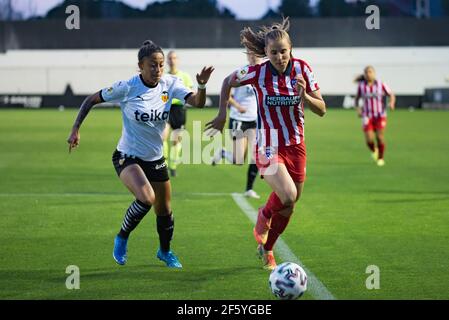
0, 265, 265, 299
0, 264, 259, 285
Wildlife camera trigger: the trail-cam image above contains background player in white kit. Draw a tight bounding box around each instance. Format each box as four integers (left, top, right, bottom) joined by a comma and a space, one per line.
211, 53, 263, 199
67, 40, 214, 268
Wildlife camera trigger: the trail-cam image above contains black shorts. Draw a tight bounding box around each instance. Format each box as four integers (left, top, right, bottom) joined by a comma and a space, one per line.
168, 105, 186, 130
112, 150, 169, 182
229, 118, 257, 140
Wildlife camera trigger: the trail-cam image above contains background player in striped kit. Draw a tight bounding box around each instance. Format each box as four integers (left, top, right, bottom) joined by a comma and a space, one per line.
211, 52, 263, 199
67, 40, 214, 268
206, 18, 326, 270
355, 66, 396, 166
162, 51, 194, 177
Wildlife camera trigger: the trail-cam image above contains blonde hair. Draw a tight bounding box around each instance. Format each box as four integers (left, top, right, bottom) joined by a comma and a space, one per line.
240, 17, 292, 58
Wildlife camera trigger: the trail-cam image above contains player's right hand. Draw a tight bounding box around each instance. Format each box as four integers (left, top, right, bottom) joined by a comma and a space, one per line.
205, 115, 226, 136
67, 129, 80, 153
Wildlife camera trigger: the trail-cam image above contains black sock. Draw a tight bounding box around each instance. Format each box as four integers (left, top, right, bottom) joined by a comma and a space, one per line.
157, 213, 174, 252
118, 199, 151, 239
246, 163, 259, 191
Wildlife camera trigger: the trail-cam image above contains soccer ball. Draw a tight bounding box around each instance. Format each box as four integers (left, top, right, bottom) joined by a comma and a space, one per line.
269, 262, 307, 300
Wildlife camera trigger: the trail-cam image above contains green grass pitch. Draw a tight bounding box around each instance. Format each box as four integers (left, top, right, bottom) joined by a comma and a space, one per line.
0, 108, 448, 299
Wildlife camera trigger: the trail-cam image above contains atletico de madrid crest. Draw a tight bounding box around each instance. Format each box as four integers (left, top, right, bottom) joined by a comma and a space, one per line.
291, 79, 298, 86
265, 147, 274, 160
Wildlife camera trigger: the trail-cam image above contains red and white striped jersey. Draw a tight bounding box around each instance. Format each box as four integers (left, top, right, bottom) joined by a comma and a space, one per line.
356, 80, 392, 118
235, 58, 319, 150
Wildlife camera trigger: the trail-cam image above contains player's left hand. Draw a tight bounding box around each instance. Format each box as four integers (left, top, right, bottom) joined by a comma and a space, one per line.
389, 102, 395, 111
196, 66, 215, 85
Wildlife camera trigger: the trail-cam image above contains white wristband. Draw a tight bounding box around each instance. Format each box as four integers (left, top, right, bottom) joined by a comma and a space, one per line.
198, 83, 206, 90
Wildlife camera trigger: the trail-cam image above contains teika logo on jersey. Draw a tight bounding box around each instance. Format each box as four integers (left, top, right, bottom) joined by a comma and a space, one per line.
134, 109, 169, 122
265, 95, 301, 107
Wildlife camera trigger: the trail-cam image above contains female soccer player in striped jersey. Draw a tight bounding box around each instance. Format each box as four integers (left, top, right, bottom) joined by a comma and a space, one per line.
67, 40, 214, 268
355, 66, 396, 166
206, 18, 326, 270
211, 52, 263, 199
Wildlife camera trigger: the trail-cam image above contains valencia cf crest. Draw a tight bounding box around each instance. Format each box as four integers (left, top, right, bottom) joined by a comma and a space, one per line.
161, 91, 169, 103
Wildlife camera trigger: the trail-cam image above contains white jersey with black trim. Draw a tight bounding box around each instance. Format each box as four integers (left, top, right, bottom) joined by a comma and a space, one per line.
100, 74, 193, 161
229, 84, 258, 122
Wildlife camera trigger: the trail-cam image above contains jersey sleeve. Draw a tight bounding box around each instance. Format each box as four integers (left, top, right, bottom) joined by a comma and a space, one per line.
382, 82, 392, 96
172, 77, 194, 102
235, 65, 258, 86
302, 62, 320, 93
100, 80, 130, 103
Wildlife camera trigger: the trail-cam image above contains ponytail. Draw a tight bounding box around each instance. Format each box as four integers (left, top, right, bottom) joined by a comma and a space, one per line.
138, 40, 164, 62
354, 74, 365, 83
240, 17, 292, 58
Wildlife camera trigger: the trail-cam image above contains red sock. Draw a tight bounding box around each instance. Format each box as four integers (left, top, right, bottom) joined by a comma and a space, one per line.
378, 142, 385, 159
263, 192, 283, 219
263, 213, 291, 251
367, 141, 375, 152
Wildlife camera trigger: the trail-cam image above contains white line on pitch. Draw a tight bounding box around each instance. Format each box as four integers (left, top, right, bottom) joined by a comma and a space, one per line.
231, 192, 336, 300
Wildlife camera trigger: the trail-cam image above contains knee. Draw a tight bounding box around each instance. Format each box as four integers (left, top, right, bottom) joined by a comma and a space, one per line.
366, 137, 375, 144
154, 201, 171, 216
279, 190, 297, 207
138, 194, 155, 207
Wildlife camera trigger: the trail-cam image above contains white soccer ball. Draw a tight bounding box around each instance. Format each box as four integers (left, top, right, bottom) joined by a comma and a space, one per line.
269, 262, 307, 300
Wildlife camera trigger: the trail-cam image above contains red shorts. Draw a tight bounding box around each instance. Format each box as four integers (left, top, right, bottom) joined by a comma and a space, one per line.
255, 143, 307, 183
363, 116, 387, 132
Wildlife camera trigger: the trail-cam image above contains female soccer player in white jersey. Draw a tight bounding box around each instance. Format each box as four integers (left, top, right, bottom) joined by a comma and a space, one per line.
67, 40, 214, 268
211, 52, 263, 199
355, 66, 395, 166
206, 18, 326, 270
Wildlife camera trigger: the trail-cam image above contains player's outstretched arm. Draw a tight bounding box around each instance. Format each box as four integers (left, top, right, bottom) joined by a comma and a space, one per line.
185, 66, 214, 108
67, 91, 103, 153
205, 72, 239, 135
